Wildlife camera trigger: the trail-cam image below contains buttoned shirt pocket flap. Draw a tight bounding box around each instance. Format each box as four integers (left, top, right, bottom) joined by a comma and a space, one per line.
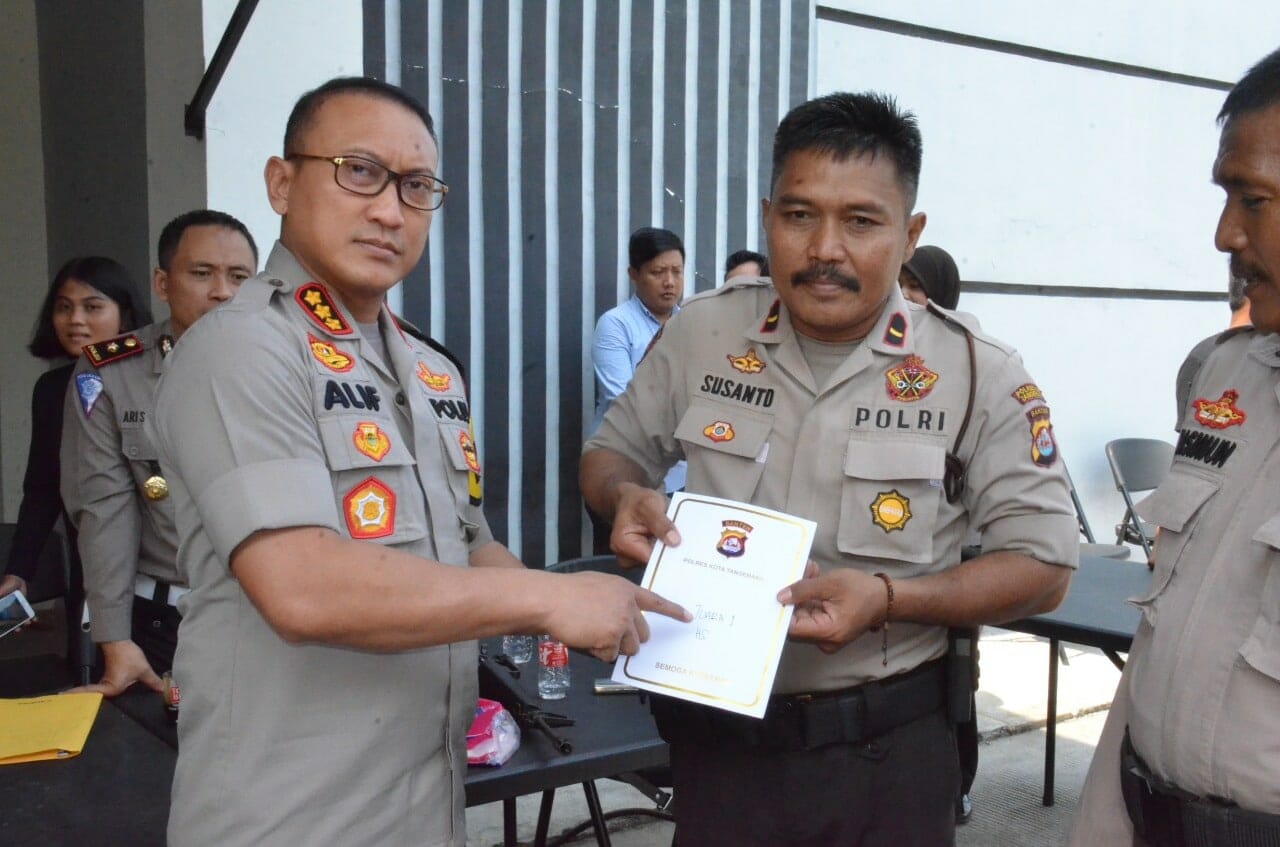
318, 416, 415, 470
121, 427, 159, 462
843, 439, 946, 481
674, 400, 772, 460
838, 440, 945, 565
1133, 471, 1218, 533
1252, 514, 1280, 551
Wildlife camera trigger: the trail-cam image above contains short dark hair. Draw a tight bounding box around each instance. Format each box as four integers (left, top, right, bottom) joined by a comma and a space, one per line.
28, 256, 153, 359
1218, 47, 1280, 126
725, 249, 769, 277
284, 76, 437, 155
157, 209, 258, 272
628, 227, 684, 270
1228, 272, 1248, 312
771, 91, 923, 209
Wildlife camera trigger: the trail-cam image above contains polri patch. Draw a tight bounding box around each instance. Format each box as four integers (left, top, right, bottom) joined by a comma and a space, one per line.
870, 490, 912, 532
295, 283, 353, 335
883, 312, 907, 347
1192, 389, 1246, 429
309, 333, 354, 372
1011, 383, 1044, 405
458, 429, 481, 474
726, 347, 766, 374
76, 373, 104, 416
1026, 406, 1058, 467
416, 361, 452, 393
716, 520, 753, 558
343, 477, 395, 539
353, 422, 391, 462
702, 421, 735, 443
885, 355, 939, 402
84, 334, 144, 367
760, 299, 781, 333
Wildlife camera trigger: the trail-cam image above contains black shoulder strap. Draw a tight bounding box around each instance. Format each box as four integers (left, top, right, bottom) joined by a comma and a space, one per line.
926, 303, 977, 504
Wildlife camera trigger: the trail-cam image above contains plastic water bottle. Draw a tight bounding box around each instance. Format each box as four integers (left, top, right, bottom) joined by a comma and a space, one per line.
537, 636, 570, 700
501, 634, 535, 664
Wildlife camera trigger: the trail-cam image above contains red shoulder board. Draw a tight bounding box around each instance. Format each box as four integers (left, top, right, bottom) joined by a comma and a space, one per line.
84, 334, 145, 367
295, 283, 353, 335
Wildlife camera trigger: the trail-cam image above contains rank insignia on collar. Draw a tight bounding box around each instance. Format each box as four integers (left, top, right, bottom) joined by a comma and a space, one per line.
885, 355, 938, 402
726, 347, 766, 374
1193, 389, 1246, 429
353, 422, 391, 462
1026, 406, 1058, 467
703, 420, 735, 443
1011, 383, 1044, 405
295, 283, 353, 335
883, 312, 907, 347
417, 361, 452, 392
343, 477, 396, 539
716, 520, 753, 558
76, 373, 104, 416
458, 429, 481, 474
85, 334, 145, 367
159, 335, 174, 357
308, 333, 354, 373
870, 490, 912, 532
760, 299, 781, 333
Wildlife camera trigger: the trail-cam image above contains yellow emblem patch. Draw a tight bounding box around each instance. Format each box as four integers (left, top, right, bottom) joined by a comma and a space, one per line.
465, 420, 483, 506
870, 490, 912, 532
458, 429, 481, 474
703, 421, 735, 443
726, 347, 766, 374
417, 361, 452, 392
308, 333, 354, 373
343, 477, 395, 539
295, 283, 352, 335
353, 422, 391, 462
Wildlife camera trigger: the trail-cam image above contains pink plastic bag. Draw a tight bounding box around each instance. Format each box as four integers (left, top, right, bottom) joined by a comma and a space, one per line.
466, 698, 521, 766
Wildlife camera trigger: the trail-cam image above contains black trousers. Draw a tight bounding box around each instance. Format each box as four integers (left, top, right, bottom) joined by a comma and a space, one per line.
129, 595, 180, 675
669, 706, 960, 847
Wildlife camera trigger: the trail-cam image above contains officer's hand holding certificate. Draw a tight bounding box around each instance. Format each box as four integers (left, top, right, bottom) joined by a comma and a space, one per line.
611, 492, 815, 718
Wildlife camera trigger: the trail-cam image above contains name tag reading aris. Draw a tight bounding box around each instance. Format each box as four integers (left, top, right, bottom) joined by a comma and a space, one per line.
613, 492, 815, 719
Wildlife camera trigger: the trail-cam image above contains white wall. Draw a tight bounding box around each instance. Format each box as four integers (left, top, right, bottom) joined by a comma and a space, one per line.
201, 0, 365, 262
814, 2, 1280, 552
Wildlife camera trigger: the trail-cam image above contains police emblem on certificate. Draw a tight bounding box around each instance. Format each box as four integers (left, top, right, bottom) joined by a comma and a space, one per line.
612, 492, 816, 718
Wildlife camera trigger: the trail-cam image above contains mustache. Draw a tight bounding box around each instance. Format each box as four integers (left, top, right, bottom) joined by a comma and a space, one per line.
1229, 257, 1265, 284
791, 264, 861, 292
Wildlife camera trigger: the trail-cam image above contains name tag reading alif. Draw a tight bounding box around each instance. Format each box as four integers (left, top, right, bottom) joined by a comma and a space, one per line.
613, 492, 815, 719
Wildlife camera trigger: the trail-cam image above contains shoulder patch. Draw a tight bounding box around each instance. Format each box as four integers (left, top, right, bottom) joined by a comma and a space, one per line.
84, 334, 145, 367
295, 283, 353, 335
76, 373, 104, 416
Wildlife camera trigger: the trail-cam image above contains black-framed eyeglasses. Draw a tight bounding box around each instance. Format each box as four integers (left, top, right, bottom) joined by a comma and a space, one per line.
288, 153, 449, 211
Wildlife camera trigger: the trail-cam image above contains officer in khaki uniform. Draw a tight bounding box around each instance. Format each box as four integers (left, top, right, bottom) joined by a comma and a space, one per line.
61, 210, 257, 698
152, 77, 684, 847
1069, 48, 1280, 847
582, 92, 1077, 846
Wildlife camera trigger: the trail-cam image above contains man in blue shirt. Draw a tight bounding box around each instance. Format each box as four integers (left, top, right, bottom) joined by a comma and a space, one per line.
590, 227, 687, 492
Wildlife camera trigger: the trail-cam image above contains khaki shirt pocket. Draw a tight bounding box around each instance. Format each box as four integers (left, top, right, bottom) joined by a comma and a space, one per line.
1129, 468, 1219, 626
318, 416, 427, 544
838, 439, 945, 565
121, 427, 159, 462
674, 399, 773, 500
1240, 514, 1280, 682
435, 422, 484, 535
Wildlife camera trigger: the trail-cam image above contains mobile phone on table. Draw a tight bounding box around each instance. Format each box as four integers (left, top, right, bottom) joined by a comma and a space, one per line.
0, 590, 35, 639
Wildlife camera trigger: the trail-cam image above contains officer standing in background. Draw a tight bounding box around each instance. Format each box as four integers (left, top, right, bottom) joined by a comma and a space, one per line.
152, 77, 686, 846
581, 91, 1077, 846
1069, 47, 1280, 847
62, 210, 257, 697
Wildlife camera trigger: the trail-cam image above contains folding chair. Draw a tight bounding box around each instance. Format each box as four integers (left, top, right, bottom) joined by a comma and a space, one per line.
1062, 464, 1129, 560
1104, 439, 1175, 559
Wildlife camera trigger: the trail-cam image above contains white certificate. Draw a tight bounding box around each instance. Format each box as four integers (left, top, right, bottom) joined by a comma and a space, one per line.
612, 492, 815, 718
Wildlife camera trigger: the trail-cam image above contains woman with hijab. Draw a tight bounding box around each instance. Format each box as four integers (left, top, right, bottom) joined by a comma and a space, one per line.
899, 245, 961, 310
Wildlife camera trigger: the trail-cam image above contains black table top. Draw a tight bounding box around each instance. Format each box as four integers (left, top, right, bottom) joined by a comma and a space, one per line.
1003, 554, 1151, 653
466, 640, 668, 807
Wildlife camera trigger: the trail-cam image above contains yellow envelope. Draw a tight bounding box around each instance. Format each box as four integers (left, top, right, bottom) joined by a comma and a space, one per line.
0, 693, 103, 764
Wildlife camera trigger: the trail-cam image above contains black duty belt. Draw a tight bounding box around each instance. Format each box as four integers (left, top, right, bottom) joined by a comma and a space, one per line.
651, 658, 946, 753
1121, 729, 1280, 847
